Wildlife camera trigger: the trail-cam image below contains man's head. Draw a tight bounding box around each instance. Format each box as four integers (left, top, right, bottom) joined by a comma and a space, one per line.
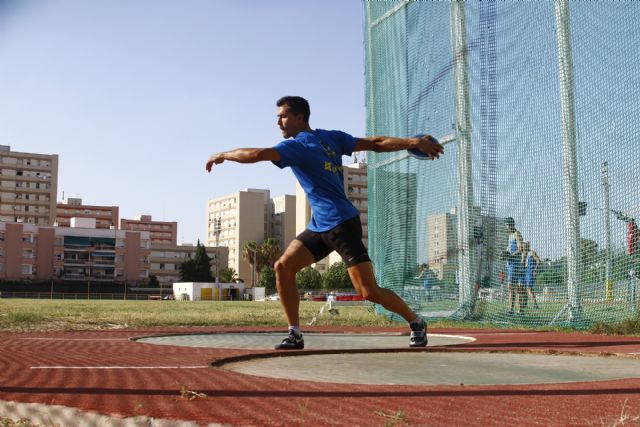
276, 96, 311, 138
505, 217, 516, 231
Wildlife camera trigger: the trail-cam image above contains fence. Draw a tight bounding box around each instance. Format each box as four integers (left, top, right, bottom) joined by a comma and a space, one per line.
364, 1, 640, 327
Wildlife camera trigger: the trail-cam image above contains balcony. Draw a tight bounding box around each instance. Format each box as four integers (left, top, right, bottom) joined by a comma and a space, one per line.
63, 273, 87, 280
93, 244, 116, 251
93, 274, 115, 281
64, 258, 89, 265
92, 259, 115, 266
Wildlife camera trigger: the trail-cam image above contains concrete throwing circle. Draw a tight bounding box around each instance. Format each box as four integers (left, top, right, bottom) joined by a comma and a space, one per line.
221, 352, 640, 385
136, 332, 473, 350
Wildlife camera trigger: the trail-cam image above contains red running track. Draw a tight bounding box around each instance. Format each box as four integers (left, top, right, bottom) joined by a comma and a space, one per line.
1, 326, 640, 426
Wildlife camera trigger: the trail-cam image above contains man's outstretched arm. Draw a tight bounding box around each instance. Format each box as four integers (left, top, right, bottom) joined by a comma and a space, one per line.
206, 148, 280, 172
353, 134, 443, 159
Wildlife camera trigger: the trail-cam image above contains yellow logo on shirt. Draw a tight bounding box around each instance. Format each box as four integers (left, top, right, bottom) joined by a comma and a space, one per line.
324, 161, 343, 174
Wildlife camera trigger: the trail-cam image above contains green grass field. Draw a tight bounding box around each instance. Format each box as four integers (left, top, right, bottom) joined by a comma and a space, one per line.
0, 299, 399, 332
0, 298, 638, 334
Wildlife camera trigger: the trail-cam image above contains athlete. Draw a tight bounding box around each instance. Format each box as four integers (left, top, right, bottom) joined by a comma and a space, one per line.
504, 217, 523, 315
520, 241, 540, 311
206, 96, 444, 349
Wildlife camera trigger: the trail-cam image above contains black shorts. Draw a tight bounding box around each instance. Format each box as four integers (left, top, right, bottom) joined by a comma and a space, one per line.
296, 215, 371, 267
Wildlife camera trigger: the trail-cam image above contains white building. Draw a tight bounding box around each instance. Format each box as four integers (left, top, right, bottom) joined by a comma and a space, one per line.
270, 194, 296, 254
172, 281, 244, 301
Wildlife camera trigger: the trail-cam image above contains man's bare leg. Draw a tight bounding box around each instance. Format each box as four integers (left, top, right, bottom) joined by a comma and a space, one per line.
347, 261, 427, 347
274, 240, 315, 328
347, 261, 416, 321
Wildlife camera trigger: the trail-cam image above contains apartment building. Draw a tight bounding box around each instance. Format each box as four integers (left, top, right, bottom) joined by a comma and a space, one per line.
56, 198, 119, 229
120, 215, 177, 246
426, 208, 509, 280
0, 221, 150, 284
149, 243, 229, 286
344, 162, 368, 248
270, 194, 296, 255
0, 146, 58, 226
295, 161, 368, 272
426, 212, 458, 280
206, 189, 271, 287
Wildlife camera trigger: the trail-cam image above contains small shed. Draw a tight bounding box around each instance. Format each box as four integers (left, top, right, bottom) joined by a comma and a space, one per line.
172, 282, 244, 301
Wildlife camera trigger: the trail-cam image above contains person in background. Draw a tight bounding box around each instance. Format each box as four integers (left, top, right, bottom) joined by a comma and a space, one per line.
520, 241, 541, 311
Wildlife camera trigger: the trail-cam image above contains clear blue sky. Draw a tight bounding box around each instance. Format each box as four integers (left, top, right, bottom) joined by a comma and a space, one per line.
0, 0, 366, 244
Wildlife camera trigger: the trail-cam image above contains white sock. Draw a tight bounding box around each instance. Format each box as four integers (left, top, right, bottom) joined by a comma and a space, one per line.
289, 325, 301, 335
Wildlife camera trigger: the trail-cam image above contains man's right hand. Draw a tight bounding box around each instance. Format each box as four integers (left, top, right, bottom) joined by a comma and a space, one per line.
206, 153, 225, 172
414, 135, 444, 160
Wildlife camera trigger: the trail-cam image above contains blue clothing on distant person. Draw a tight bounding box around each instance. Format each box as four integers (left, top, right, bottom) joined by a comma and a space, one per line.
272, 129, 359, 232
506, 232, 521, 283
523, 253, 537, 288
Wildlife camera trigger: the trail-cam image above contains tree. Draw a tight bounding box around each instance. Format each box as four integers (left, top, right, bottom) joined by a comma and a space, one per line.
417, 265, 440, 289
296, 267, 322, 290
536, 269, 564, 289
580, 238, 600, 267
322, 262, 352, 291
219, 267, 238, 283
242, 239, 282, 285
257, 266, 276, 294
180, 240, 214, 282
242, 241, 261, 284
260, 238, 281, 268
148, 274, 160, 287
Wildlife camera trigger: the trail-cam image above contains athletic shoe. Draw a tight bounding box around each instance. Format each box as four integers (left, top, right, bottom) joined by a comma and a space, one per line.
275, 329, 304, 350
409, 319, 428, 347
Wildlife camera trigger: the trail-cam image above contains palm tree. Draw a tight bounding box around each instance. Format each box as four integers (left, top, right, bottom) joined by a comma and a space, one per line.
219, 267, 239, 283
260, 237, 282, 269
242, 241, 261, 285
242, 239, 282, 286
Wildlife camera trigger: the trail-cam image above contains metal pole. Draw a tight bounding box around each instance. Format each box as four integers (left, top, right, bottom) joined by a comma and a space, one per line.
451, 0, 475, 312
555, 0, 582, 322
601, 162, 614, 300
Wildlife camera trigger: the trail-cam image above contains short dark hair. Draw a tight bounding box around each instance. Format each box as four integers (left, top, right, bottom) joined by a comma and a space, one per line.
505, 217, 515, 227
277, 96, 310, 123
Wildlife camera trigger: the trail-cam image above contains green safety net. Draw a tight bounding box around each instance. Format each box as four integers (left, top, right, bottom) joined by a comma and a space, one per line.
364, 1, 640, 328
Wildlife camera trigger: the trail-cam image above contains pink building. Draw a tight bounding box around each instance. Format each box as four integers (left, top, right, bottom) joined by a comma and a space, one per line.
0, 222, 150, 285
56, 198, 119, 230
121, 215, 177, 246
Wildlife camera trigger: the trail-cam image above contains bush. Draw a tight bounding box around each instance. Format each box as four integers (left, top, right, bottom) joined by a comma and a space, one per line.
296, 267, 322, 290
322, 262, 352, 291
257, 266, 276, 294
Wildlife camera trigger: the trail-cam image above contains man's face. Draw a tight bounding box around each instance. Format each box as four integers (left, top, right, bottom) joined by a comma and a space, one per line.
277, 105, 305, 138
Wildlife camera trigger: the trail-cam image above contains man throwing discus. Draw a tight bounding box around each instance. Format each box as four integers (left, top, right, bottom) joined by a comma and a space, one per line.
206, 96, 444, 349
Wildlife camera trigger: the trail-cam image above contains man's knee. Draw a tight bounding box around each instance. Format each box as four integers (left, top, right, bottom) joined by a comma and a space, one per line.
274, 257, 289, 277
274, 255, 303, 278
359, 284, 384, 304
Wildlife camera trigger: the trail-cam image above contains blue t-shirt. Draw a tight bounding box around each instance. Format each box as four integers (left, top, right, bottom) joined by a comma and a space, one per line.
272, 129, 359, 232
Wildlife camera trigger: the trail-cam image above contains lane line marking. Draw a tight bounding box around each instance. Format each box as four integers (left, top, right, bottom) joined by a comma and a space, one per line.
465, 333, 543, 336
30, 366, 209, 369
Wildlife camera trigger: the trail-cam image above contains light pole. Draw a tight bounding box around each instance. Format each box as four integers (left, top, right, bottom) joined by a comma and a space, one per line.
601, 162, 613, 300
214, 218, 221, 284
